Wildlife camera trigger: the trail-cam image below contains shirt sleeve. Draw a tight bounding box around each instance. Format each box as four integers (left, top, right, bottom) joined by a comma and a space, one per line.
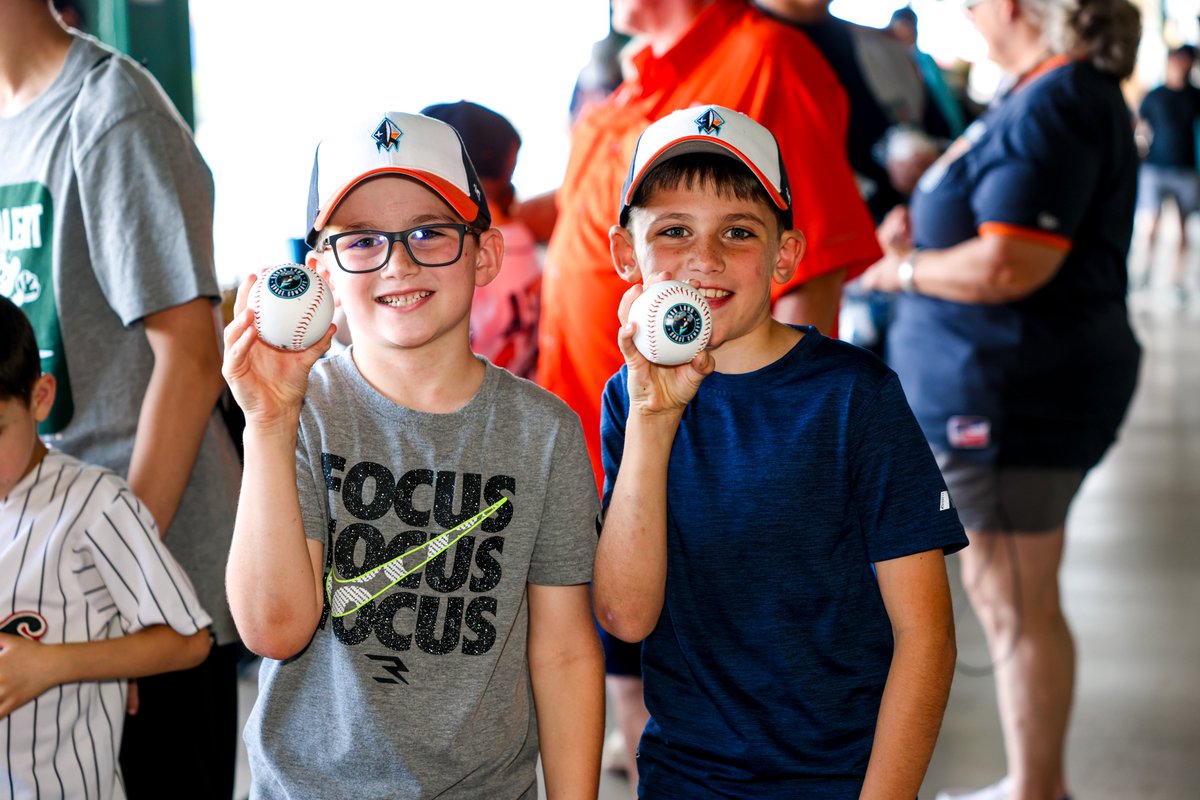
849, 373, 968, 562
81, 479, 212, 636
971, 92, 1101, 249
74, 109, 220, 326
735, 34, 882, 288
528, 413, 600, 586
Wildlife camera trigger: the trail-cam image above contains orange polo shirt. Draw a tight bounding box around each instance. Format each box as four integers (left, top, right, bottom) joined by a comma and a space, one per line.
538, 0, 881, 489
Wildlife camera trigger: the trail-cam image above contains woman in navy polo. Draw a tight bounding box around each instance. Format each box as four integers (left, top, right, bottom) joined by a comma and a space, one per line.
860, 1, 1142, 799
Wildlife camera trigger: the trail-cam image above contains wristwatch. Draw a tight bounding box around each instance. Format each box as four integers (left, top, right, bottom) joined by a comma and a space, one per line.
897, 252, 918, 294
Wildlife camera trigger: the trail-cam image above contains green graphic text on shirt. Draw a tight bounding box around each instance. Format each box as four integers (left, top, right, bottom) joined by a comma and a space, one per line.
0, 182, 73, 434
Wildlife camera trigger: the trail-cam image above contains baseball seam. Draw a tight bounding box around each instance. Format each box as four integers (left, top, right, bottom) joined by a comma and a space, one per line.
646, 285, 707, 362
290, 268, 326, 350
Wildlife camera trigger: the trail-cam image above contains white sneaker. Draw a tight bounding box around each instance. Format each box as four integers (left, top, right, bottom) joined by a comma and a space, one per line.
601, 729, 628, 774
935, 776, 1011, 800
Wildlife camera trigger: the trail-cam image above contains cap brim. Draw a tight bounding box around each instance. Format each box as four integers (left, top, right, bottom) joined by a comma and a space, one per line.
310, 167, 483, 236
623, 136, 790, 214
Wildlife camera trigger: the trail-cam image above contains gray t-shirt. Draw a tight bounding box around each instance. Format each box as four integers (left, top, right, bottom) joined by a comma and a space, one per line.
0, 33, 240, 643
245, 352, 599, 799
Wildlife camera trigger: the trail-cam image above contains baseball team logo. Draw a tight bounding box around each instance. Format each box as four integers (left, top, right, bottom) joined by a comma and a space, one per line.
266, 265, 310, 299
662, 302, 704, 345
0, 611, 47, 641
373, 117, 403, 152
694, 107, 725, 136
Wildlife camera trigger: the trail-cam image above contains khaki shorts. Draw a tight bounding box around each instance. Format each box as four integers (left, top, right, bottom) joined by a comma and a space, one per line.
935, 452, 1085, 533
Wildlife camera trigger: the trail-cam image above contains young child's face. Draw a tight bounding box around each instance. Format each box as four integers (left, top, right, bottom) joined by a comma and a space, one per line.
619, 180, 800, 353
310, 175, 500, 356
0, 376, 53, 498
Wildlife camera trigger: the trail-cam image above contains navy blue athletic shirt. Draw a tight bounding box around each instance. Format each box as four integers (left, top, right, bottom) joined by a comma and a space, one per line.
601, 329, 966, 798
889, 59, 1141, 469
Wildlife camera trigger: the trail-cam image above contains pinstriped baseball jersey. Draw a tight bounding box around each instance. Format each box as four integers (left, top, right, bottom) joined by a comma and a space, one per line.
0, 449, 211, 799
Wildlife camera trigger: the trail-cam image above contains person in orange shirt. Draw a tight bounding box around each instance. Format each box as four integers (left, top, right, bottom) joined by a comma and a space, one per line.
536, 0, 880, 492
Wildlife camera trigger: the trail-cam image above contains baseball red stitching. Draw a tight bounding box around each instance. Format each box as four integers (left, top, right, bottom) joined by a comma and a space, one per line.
290, 266, 326, 350
644, 284, 708, 360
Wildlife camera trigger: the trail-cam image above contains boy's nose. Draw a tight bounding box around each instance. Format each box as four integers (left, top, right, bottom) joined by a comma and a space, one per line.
381, 242, 421, 277
686, 238, 725, 274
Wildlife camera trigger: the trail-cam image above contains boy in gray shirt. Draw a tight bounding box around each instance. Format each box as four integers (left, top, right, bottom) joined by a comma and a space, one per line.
224, 111, 603, 799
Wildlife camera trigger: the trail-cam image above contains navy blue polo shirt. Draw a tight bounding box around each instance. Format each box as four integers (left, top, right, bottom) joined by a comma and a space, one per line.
888, 59, 1141, 469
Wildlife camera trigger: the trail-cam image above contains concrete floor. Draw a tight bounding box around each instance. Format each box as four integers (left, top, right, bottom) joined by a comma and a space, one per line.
235, 276, 1200, 799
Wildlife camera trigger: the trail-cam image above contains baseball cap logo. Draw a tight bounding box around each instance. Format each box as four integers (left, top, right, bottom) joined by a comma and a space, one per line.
694, 107, 725, 136
373, 116, 403, 152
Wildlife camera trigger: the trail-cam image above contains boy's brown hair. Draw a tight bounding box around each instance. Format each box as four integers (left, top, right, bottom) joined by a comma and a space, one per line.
0, 295, 40, 404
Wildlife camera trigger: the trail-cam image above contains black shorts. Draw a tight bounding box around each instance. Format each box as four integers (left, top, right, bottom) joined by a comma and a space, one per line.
936, 452, 1086, 533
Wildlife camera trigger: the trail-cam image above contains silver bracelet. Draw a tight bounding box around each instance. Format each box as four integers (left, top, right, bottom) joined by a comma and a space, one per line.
897, 252, 918, 294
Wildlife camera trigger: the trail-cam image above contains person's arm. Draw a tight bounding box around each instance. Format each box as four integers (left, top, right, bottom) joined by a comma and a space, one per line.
512, 190, 559, 244
527, 583, 605, 798
771, 267, 846, 331
859, 548, 957, 799
128, 297, 226, 536
592, 276, 714, 642
0, 626, 211, 720
858, 234, 1066, 304
222, 274, 334, 660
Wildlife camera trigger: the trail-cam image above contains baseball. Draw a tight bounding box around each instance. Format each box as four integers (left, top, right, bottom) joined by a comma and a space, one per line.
250, 263, 334, 351
629, 280, 713, 366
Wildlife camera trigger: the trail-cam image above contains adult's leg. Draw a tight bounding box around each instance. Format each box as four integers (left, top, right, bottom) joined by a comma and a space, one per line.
607, 674, 650, 793
1131, 164, 1165, 290
958, 529, 1074, 800
1131, 208, 1161, 289
1170, 172, 1200, 297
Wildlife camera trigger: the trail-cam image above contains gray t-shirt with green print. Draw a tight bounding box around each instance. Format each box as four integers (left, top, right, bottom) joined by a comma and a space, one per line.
0, 33, 240, 644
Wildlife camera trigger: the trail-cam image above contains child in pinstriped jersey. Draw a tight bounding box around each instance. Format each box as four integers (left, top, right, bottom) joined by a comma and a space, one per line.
0, 295, 212, 799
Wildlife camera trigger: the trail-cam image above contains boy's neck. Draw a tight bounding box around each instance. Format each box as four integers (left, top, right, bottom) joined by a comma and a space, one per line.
710, 319, 803, 375
0, 3, 73, 118
351, 341, 487, 414
21, 439, 50, 485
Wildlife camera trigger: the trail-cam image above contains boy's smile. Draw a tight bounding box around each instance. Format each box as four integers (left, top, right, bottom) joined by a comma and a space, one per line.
619, 183, 802, 371
314, 176, 499, 356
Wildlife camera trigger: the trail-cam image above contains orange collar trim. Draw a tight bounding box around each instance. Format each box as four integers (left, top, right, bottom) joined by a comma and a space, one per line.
1012, 53, 1075, 93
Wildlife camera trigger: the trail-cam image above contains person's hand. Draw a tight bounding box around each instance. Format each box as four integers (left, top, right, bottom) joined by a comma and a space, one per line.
876, 204, 913, 253
858, 250, 909, 294
222, 271, 336, 429
0, 633, 58, 719
616, 272, 715, 417
127, 679, 139, 716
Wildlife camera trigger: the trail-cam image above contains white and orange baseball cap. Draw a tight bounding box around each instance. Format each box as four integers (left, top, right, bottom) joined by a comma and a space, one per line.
619, 105, 793, 229
305, 111, 491, 247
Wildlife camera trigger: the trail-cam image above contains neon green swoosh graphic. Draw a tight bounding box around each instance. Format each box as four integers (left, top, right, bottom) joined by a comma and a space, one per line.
325, 497, 509, 618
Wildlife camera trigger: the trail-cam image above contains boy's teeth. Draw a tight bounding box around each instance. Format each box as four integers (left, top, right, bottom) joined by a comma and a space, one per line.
378, 291, 431, 307
700, 288, 731, 299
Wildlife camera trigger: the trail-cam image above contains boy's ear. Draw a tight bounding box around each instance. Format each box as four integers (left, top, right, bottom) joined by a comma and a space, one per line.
609, 225, 641, 284
772, 230, 806, 285
473, 228, 505, 288
307, 251, 341, 306
31, 374, 56, 424
306, 249, 329, 282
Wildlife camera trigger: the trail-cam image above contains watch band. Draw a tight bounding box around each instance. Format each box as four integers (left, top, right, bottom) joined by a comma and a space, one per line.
897, 253, 918, 294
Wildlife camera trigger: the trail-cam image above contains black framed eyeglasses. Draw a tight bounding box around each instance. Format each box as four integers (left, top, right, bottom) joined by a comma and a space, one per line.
320, 224, 479, 272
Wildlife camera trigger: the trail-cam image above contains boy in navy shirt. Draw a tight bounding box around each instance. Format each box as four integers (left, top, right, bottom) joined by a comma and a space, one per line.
592, 106, 967, 798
